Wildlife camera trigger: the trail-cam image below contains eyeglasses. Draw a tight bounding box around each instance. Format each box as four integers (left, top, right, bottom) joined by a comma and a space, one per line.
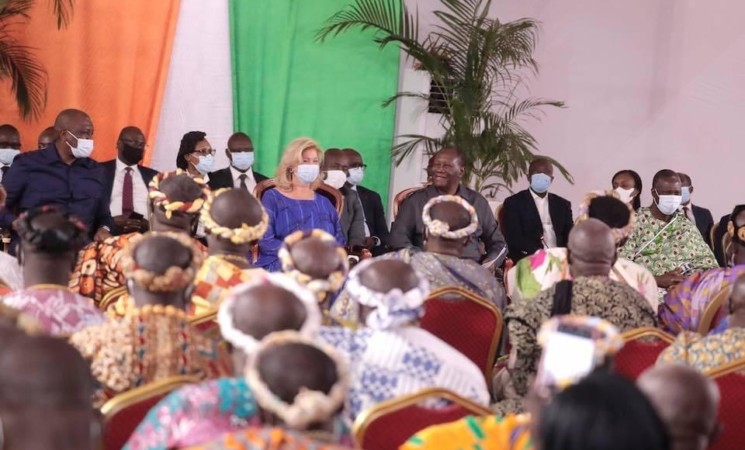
349, 163, 367, 169
120, 138, 148, 148
192, 148, 216, 156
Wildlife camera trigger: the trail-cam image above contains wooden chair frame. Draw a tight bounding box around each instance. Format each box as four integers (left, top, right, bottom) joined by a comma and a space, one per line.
697, 287, 732, 335
425, 286, 504, 384
620, 327, 675, 344
352, 387, 491, 448
392, 186, 426, 220
101, 375, 199, 419
710, 222, 720, 250
99, 286, 128, 312
189, 309, 217, 327
704, 355, 745, 379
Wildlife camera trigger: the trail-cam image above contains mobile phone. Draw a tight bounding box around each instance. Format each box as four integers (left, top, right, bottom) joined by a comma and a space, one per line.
129, 212, 144, 220
535, 323, 596, 392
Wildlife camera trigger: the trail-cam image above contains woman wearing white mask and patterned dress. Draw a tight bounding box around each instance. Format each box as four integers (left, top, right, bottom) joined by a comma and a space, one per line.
256, 138, 345, 272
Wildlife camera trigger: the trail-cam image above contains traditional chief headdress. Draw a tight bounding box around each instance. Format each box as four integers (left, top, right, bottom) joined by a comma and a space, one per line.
13, 205, 88, 250
217, 273, 322, 355
345, 258, 430, 330
201, 188, 269, 244
122, 232, 204, 292
422, 195, 479, 239
278, 229, 349, 302
148, 169, 209, 219
575, 190, 636, 245
245, 330, 349, 430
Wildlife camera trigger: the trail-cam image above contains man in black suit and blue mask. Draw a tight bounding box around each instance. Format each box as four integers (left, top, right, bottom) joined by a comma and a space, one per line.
502, 157, 573, 262
208, 132, 268, 193
678, 172, 714, 246
101, 126, 159, 235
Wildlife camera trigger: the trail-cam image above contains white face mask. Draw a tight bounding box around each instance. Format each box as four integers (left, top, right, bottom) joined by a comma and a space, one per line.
324, 169, 348, 189
347, 167, 364, 185
615, 187, 635, 204
654, 190, 683, 216
66, 131, 94, 159
0, 148, 20, 166
231, 152, 254, 171
296, 164, 320, 185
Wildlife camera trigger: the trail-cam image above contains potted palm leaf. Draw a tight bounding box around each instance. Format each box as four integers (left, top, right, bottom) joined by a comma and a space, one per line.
317, 0, 571, 197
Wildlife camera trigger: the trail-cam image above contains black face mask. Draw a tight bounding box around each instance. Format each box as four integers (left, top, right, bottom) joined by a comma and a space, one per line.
120, 143, 145, 166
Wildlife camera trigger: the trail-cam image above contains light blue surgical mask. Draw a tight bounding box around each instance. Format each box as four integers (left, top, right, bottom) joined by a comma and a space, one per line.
0, 148, 20, 166
296, 164, 320, 184
231, 151, 254, 172
194, 154, 214, 175
681, 186, 691, 205
654, 190, 683, 216
347, 167, 364, 185
530, 173, 552, 194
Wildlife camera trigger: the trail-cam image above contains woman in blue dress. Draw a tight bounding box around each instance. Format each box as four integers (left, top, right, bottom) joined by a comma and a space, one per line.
257, 137, 345, 271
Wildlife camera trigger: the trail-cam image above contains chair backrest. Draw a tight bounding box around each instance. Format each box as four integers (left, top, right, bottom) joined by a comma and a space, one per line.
697, 287, 731, 335
705, 357, 745, 450
101, 376, 199, 450
420, 286, 503, 385
393, 186, 426, 220
99, 286, 128, 313
254, 178, 343, 216
353, 388, 491, 450
614, 327, 674, 380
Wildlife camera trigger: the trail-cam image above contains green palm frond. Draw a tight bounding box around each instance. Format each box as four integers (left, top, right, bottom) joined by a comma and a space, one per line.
0, 35, 47, 119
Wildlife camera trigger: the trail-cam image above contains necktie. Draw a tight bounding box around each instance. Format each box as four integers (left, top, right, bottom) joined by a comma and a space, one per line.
683, 206, 692, 222
0, 166, 7, 183
239, 173, 248, 191
123, 167, 134, 216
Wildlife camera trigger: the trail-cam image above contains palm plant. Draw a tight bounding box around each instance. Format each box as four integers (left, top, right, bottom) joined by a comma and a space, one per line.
317, 0, 572, 195
0, 0, 75, 120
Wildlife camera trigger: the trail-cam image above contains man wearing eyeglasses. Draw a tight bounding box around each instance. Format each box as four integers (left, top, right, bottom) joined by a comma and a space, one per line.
207, 132, 268, 193
101, 126, 159, 235
0, 124, 22, 183
343, 148, 390, 255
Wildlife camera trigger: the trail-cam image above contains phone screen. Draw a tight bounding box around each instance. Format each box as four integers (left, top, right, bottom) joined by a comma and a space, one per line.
535, 327, 596, 391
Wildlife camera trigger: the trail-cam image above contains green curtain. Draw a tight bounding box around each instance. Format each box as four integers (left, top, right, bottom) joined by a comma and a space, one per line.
229, 0, 400, 205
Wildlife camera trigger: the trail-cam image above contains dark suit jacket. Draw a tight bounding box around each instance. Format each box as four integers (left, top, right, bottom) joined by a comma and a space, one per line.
355, 185, 390, 252
713, 214, 730, 267
502, 189, 573, 262
207, 167, 268, 190
691, 204, 714, 247
101, 159, 159, 203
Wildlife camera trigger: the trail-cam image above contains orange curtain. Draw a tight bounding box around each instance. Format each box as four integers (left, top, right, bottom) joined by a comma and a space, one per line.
0, 0, 181, 162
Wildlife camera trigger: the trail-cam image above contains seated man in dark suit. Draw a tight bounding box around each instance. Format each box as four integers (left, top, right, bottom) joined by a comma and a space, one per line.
502, 157, 573, 262
343, 148, 390, 255
101, 127, 159, 235
0, 125, 21, 184
389, 147, 507, 267
322, 148, 365, 247
207, 132, 268, 193
678, 172, 714, 246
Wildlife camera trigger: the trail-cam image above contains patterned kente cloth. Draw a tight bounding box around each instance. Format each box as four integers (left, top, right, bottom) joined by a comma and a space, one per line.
191, 256, 268, 315
401, 414, 533, 450
317, 326, 490, 424
2, 287, 105, 336
657, 328, 745, 373
659, 265, 745, 334
69, 306, 231, 407
71, 232, 207, 304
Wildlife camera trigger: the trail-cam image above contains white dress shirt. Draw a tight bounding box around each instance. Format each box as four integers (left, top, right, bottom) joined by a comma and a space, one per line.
109, 158, 148, 216
230, 165, 256, 193
530, 189, 557, 248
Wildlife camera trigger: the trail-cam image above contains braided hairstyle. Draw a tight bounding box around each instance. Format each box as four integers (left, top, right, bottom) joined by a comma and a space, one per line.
13, 206, 87, 255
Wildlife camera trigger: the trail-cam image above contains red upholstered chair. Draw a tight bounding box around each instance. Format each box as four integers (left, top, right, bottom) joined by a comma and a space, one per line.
392, 185, 426, 220
705, 357, 745, 450
101, 376, 198, 450
697, 287, 731, 335
420, 287, 503, 387
353, 388, 491, 450
614, 327, 674, 380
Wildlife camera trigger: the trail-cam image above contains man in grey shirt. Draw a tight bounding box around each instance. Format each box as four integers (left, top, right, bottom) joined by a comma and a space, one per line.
390, 147, 508, 266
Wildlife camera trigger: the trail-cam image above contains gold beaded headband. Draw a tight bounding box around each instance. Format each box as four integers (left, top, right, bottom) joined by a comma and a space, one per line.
148, 169, 209, 219
122, 232, 204, 292
575, 190, 636, 244
278, 229, 349, 302
422, 195, 479, 239
202, 188, 269, 244
246, 330, 349, 430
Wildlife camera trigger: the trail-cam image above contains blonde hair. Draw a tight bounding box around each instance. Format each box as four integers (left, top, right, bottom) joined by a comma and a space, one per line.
275, 137, 324, 191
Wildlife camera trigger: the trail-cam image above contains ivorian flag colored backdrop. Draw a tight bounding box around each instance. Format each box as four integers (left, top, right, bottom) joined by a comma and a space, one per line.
0, 0, 400, 204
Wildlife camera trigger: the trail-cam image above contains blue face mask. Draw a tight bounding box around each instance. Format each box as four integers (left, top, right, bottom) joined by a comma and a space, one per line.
296, 164, 320, 184
231, 152, 254, 171
194, 154, 214, 175
681, 186, 691, 205
530, 173, 552, 194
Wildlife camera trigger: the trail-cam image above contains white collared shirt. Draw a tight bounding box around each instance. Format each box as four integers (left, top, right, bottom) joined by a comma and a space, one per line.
530, 189, 557, 248
110, 158, 148, 216
230, 165, 256, 192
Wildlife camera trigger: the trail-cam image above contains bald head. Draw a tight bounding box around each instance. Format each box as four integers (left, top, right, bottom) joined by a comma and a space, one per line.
567, 219, 616, 277
430, 201, 471, 234
0, 124, 21, 149
53, 109, 90, 132
323, 148, 347, 170
289, 238, 342, 280
230, 284, 307, 341
37, 126, 57, 149
159, 174, 204, 203
638, 364, 719, 450
227, 132, 252, 149
359, 260, 420, 294
133, 235, 192, 277
211, 189, 264, 230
